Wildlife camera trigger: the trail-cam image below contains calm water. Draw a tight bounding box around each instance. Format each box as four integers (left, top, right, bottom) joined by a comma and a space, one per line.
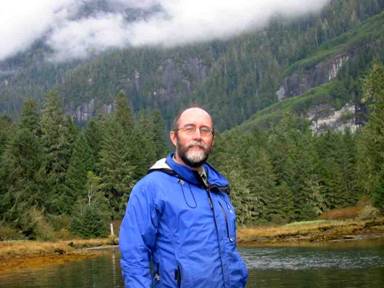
1, 240, 383, 288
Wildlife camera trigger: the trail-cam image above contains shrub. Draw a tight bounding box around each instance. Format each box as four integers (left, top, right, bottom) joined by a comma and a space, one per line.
20, 207, 55, 240
320, 206, 361, 220
357, 205, 381, 220
0, 224, 25, 240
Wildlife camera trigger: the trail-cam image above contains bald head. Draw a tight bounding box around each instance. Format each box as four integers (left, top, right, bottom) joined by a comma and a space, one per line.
172, 107, 213, 131
170, 107, 214, 168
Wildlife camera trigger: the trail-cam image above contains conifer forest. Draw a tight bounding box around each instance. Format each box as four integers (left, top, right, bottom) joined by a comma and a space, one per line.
0, 0, 384, 240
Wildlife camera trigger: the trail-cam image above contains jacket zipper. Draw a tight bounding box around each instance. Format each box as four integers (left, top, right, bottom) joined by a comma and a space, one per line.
206, 188, 227, 287
218, 201, 232, 241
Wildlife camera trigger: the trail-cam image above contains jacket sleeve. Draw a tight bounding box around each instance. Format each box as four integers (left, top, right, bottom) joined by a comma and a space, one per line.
119, 180, 160, 288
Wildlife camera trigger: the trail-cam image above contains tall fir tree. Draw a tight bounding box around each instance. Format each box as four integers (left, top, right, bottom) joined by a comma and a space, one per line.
40, 91, 74, 214
99, 91, 136, 219
65, 133, 94, 209
134, 109, 168, 178
0, 99, 46, 237
71, 171, 110, 238
84, 118, 103, 172
0, 116, 13, 158
0, 116, 13, 214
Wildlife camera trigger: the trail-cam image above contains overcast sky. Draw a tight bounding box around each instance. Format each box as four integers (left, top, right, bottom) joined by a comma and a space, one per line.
0, 0, 330, 62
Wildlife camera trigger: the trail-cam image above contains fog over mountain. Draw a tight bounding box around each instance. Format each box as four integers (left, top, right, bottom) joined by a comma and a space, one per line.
0, 0, 330, 62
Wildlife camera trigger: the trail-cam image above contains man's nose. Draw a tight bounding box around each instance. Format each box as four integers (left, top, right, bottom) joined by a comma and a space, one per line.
192, 128, 202, 138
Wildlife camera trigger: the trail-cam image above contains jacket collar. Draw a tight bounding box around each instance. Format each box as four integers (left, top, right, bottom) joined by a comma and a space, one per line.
152, 153, 230, 193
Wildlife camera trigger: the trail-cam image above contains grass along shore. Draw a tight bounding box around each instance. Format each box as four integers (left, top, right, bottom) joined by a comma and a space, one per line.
237, 217, 384, 246
0, 238, 117, 273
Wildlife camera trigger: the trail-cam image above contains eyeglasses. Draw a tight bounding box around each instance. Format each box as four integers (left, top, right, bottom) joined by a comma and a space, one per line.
176, 124, 214, 137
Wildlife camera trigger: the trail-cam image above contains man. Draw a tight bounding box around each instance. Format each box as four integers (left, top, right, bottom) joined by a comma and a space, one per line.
119, 107, 248, 288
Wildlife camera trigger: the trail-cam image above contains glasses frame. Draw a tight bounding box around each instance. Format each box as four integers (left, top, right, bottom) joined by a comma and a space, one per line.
175, 124, 215, 137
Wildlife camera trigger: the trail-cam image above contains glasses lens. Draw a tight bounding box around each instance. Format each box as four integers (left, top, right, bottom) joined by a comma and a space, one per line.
200, 127, 212, 136
178, 125, 213, 136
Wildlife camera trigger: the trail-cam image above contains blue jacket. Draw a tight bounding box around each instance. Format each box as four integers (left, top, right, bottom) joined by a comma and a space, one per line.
119, 153, 248, 287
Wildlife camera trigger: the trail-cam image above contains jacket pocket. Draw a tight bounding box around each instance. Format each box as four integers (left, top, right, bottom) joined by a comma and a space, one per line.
174, 265, 182, 288
218, 201, 236, 243
152, 262, 160, 286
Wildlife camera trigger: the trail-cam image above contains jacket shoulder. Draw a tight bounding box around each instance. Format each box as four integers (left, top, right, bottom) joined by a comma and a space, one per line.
133, 168, 176, 193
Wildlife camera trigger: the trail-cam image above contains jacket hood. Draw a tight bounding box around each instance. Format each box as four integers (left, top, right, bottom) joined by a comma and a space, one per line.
149, 153, 230, 193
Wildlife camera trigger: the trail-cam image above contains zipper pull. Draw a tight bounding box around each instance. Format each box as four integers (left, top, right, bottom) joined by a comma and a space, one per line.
208, 195, 214, 209
226, 203, 233, 213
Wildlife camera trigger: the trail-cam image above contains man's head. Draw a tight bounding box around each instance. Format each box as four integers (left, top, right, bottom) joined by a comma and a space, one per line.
170, 107, 214, 169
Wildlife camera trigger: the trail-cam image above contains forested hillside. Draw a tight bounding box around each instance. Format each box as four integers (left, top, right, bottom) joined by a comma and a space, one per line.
1, 0, 384, 131
210, 62, 384, 224
1, 0, 384, 239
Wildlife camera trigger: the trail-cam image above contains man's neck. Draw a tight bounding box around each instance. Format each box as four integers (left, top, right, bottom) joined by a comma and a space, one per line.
173, 153, 202, 172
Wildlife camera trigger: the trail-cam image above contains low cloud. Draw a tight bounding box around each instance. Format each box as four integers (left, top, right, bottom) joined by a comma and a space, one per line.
0, 0, 331, 62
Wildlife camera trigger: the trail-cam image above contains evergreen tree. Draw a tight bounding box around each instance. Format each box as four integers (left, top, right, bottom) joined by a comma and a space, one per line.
267, 114, 321, 221
99, 115, 135, 219
98, 91, 137, 218
71, 171, 110, 238
19, 99, 41, 135
40, 91, 73, 214
65, 133, 94, 208
0, 116, 13, 216
84, 118, 103, 172
114, 90, 134, 131
134, 110, 168, 178
0, 100, 46, 237
0, 116, 12, 158
245, 146, 278, 223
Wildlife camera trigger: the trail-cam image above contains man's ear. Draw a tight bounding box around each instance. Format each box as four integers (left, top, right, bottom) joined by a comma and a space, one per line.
170, 130, 177, 147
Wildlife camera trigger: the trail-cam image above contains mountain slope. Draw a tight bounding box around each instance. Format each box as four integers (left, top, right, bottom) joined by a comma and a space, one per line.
0, 0, 384, 131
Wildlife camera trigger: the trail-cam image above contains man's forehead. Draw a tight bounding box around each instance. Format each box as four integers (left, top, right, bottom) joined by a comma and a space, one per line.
178, 108, 212, 126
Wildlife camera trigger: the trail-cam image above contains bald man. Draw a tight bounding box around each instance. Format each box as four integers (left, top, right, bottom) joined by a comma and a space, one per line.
119, 107, 248, 288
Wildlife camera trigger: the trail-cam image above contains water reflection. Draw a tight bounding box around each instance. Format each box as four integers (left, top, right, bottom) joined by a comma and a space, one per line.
0, 249, 124, 288
0, 241, 383, 288
244, 239, 384, 288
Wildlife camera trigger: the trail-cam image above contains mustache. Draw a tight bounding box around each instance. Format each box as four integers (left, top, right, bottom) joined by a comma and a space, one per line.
187, 141, 208, 149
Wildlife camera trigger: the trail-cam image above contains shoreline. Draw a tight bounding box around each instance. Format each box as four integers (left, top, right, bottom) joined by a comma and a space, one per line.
0, 238, 117, 274
1, 218, 383, 273
237, 217, 384, 247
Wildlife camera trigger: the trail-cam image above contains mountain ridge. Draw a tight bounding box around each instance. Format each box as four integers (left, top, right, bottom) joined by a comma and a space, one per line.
0, 0, 384, 131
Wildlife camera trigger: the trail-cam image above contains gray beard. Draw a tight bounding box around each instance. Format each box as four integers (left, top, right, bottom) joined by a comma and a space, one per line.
180, 148, 208, 168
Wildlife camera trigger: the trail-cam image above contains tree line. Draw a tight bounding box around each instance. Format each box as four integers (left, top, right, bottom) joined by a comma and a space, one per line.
0, 63, 383, 240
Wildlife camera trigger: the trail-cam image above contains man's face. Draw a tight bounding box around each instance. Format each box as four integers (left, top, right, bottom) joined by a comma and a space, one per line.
170, 108, 214, 168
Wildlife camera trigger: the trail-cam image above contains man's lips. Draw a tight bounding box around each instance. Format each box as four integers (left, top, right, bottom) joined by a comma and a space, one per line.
188, 143, 206, 150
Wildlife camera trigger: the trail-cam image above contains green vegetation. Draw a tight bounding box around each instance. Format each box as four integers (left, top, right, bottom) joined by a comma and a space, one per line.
1, 0, 384, 131
210, 63, 384, 225
1, 1, 384, 240
0, 91, 166, 240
